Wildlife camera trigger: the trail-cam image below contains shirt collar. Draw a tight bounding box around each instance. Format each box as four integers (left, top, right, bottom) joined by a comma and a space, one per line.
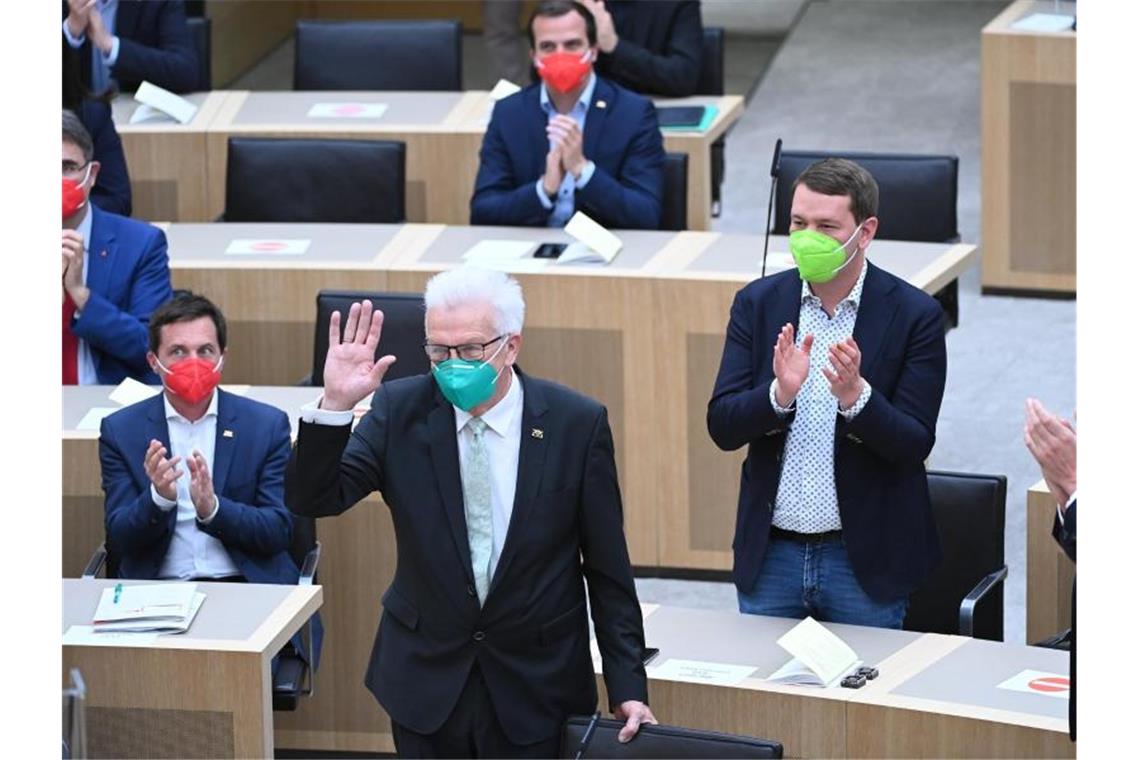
802, 258, 869, 309
163, 388, 220, 423
454, 366, 522, 438
75, 203, 93, 248
539, 71, 598, 116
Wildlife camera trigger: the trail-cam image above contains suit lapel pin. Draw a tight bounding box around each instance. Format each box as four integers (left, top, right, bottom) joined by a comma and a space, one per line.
596, 100, 607, 109
531, 428, 544, 439
100, 249, 108, 258
222, 429, 234, 438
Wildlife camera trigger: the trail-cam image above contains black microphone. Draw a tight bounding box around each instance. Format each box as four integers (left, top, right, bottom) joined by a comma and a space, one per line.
761, 138, 783, 279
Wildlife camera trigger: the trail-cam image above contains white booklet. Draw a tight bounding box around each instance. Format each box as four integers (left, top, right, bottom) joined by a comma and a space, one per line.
767, 616, 861, 688
94, 592, 206, 634
558, 211, 622, 265
131, 81, 198, 125
93, 582, 198, 626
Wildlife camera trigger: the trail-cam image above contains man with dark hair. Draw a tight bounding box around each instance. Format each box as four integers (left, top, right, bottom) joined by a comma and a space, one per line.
708, 157, 948, 629
471, 0, 665, 230
98, 292, 321, 665
63, 109, 171, 385
63, 0, 200, 94
585, 0, 704, 97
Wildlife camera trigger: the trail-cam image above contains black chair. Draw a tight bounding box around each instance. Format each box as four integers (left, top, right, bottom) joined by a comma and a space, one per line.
294, 20, 463, 91
561, 716, 783, 759
306, 290, 430, 387
82, 528, 323, 711
904, 470, 1008, 641
695, 27, 726, 218
223, 137, 406, 223
771, 149, 961, 329
661, 152, 689, 231
185, 16, 211, 91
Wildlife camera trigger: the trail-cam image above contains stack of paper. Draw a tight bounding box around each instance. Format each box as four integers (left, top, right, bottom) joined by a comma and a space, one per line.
92, 583, 205, 634
767, 616, 861, 688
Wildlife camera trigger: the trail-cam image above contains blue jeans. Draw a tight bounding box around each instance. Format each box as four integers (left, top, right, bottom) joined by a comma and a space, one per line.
738, 535, 908, 629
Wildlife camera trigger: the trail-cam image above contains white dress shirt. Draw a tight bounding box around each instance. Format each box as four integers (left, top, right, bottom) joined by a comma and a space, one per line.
70, 206, 98, 386
300, 368, 525, 579
153, 390, 240, 580
769, 261, 873, 533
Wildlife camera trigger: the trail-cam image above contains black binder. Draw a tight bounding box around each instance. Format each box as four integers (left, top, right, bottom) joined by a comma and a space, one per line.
656, 106, 707, 129
560, 716, 783, 759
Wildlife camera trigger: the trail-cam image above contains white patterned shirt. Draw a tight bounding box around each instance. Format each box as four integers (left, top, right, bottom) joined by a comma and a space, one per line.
768, 262, 873, 533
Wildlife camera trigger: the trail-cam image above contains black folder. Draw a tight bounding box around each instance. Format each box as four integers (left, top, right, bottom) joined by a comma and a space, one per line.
561, 716, 783, 759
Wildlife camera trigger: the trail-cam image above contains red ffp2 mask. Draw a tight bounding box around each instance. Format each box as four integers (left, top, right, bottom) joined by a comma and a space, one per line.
536, 51, 592, 95
62, 177, 86, 221
156, 357, 224, 405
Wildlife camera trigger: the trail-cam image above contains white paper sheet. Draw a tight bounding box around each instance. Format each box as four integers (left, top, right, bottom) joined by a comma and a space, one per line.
562, 212, 622, 264
770, 617, 860, 687
1010, 13, 1075, 33
225, 239, 311, 255
462, 239, 538, 262
133, 81, 197, 124
652, 658, 756, 687
489, 79, 522, 101
307, 102, 389, 119
996, 669, 1070, 699
64, 625, 159, 647
109, 377, 161, 406
76, 407, 119, 431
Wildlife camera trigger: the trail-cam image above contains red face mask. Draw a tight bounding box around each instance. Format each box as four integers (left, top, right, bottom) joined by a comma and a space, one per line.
156, 356, 224, 405
62, 177, 87, 221
536, 50, 592, 95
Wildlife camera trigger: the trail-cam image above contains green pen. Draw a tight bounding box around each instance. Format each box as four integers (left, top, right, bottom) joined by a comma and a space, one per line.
113, 583, 123, 604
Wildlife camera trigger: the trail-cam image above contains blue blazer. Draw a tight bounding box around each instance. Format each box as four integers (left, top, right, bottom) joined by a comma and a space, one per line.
470, 77, 665, 230
77, 98, 132, 217
71, 205, 172, 385
65, 0, 199, 94
707, 262, 948, 601
99, 389, 323, 665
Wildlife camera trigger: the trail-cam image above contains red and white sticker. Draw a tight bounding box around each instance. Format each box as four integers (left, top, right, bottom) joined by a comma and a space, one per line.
307, 102, 389, 119
225, 239, 311, 255
996, 669, 1070, 699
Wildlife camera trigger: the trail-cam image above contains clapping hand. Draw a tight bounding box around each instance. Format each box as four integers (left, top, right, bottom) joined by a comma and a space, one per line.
822, 337, 865, 410
773, 323, 812, 408
1025, 398, 1077, 509
321, 300, 396, 412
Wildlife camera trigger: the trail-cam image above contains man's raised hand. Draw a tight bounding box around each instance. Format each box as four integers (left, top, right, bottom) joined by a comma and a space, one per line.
321, 300, 396, 412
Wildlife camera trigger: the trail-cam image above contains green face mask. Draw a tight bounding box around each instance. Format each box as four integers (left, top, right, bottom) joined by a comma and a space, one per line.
432, 339, 507, 411
788, 223, 864, 283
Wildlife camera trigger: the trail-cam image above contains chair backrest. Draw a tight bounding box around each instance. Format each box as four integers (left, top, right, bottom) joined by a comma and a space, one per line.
661, 152, 689, 231
696, 26, 725, 96
311, 291, 430, 387
294, 20, 462, 91
224, 137, 406, 223
561, 716, 783, 759
185, 16, 211, 90
904, 470, 1007, 641
772, 150, 959, 243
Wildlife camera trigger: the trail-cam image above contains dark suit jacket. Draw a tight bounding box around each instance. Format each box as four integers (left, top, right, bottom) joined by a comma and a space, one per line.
707, 262, 947, 602
597, 0, 704, 97
285, 370, 647, 745
470, 77, 665, 230
70, 206, 172, 385
1053, 499, 1076, 741
77, 98, 132, 217
99, 389, 322, 666
65, 0, 199, 94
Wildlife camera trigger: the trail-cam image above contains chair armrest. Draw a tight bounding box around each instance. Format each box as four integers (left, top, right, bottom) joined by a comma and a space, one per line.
299, 541, 321, 586
958, 565, 1008, 637
81, 544, 107, 579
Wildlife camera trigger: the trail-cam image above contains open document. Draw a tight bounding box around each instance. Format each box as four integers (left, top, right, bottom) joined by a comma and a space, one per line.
767, 616, 861, 687
92, 583, 205, 634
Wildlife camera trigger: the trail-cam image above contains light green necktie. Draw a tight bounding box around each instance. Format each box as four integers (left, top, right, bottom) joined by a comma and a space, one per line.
462, 417, 493, 605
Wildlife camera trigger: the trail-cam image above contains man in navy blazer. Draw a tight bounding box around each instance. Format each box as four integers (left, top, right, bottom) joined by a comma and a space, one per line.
470, 0, 665, 230
99, 293, 320, 665
63, 0, 200, 95
63, 111, 171, 386
708, 158, 947, 628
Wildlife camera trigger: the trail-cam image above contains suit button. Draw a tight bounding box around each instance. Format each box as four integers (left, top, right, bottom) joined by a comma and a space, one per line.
473, 630, 485, 642
466, 584, 476, 597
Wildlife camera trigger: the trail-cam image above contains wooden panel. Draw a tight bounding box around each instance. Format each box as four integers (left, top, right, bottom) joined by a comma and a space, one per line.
306, 1, 541, 30
205, 1, 306, 88
1026, 481, 1075, 644
63, 437, 101, 578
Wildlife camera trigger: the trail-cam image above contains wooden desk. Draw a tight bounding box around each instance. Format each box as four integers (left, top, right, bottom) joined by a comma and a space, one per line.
605, 605, 1073, 759
62, 577, 322, 759
111, 92, 230, 223
1026, 480, 1074, 644
980, 0, 1076, 295
162, 222, 977, 574
117, 90, 743, 230
63, 386, 400, 755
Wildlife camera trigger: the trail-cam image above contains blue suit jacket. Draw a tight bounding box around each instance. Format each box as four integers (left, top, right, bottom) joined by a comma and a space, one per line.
707, 262, 948, 601
99, 389, 322, 665
64, 0, 199, 94
470, 77, 665, 230
70, 205, 172, 385
77, 99, 132, 217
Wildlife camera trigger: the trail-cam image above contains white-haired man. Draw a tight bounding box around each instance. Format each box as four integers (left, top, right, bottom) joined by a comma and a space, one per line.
286, 267, 655, 757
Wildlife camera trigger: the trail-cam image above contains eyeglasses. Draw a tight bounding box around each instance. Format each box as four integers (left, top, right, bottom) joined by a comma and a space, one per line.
62, 160, 90, 179
423, 335, 505, 362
